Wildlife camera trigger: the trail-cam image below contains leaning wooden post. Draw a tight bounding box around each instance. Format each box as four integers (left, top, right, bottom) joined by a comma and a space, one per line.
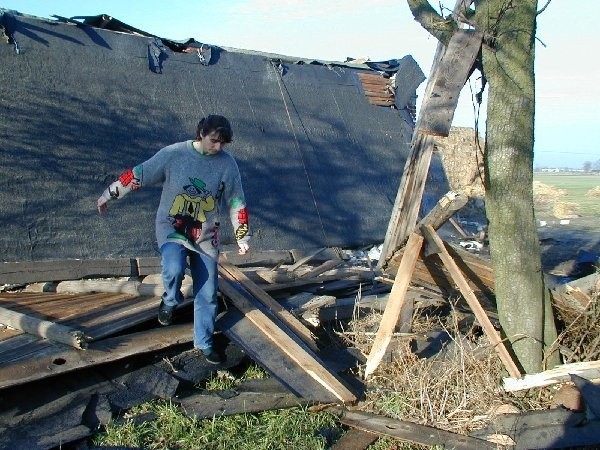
421, 225, 521, 378
378, 27, 483, 268
365, 232, 424, 379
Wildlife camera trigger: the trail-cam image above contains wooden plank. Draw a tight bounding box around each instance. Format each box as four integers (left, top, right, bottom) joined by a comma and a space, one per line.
340, 410, 496, 449
0, 324, 193, 389
421, 225, 521, 378
218, 262, 319, 352
0, 258, 136, 285
418, 29, 483, 137
218, 277, 356, 403
218, 308, 352, 402
503, 360, 600, 392
365, 233, 424, 378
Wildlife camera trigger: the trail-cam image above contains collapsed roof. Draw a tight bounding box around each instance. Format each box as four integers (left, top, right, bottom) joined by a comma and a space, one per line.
0, 9, 448, 263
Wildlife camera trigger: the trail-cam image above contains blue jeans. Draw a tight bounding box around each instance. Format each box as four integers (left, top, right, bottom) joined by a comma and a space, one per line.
160, 242, 219, 351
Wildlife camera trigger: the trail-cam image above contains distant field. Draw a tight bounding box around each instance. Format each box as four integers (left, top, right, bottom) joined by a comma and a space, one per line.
533, 173, 600, 217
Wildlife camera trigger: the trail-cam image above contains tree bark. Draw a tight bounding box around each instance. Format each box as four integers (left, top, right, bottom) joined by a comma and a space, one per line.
406, 0, 559, 373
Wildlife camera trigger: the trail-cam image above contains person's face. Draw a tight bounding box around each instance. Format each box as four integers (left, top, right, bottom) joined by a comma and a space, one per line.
198, 130, 227, 154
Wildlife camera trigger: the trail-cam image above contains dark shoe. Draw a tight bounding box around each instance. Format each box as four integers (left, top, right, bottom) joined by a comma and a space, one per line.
158, 301, 174, 326
202, 348, 224, 365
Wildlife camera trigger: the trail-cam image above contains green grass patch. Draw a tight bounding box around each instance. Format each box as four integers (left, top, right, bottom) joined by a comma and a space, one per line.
94, 401, 343, 450
533, 173, 600, 216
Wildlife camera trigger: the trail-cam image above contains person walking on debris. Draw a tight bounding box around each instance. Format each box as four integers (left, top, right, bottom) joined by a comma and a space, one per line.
97, 115, 250, 365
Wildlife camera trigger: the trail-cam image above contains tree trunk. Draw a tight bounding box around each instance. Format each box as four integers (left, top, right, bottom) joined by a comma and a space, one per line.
406, 0, 559, 373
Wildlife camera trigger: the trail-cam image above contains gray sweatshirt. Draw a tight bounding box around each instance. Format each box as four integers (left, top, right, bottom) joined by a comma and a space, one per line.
101, 140, 249, 257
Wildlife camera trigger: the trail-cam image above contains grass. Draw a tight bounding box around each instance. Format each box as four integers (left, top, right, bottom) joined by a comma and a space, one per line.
94, 401, 342, 450
533, 173, 600, 216
93, 364, 344, 450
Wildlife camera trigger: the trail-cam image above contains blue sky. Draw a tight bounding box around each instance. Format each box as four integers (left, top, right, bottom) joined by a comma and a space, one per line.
2, 0, 597, 168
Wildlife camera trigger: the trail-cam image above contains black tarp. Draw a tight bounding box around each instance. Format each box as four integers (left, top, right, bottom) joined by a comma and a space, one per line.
0, 10, 447, 262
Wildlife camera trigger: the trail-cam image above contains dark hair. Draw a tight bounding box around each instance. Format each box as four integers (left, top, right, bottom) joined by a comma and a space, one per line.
196, 115, 233, 143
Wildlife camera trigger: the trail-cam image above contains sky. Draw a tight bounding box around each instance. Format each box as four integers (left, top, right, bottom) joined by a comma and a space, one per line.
1, 0, 597, 169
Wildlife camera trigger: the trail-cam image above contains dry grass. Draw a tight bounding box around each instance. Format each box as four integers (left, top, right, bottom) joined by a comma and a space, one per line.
329, 300, 554, 438
551, 274, 600, 363
585, 185, 600, 198
533, 181, 566, 204
552, 201, 579, 218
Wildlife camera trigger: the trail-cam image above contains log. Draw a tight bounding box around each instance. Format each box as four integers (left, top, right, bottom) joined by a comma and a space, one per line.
503, 360, 600, 392
416, 191, 469, 231
339, 410, 496, 449
56, 276, 193, 298
0, 305, 88, 349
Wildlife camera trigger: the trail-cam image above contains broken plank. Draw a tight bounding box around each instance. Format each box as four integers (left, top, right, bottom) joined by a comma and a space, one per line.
377, 133, 435, 267
339, 410, 496, 449
218, 262, 319, 352
287, 248, 327, 273
297, 259, 344, 279
421, 225, 521, 379
0, 324, 193, 389
218, 278, 356, 403
365, 232, 424, 379
416, 191, 469, 231
503, 360, 600, 392
178, 378, 307, 419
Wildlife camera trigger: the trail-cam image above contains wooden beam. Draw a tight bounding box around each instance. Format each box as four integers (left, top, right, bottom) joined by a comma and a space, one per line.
377, 133, 435, 267
339, 410, 497, 449
218, 277, 356, 403
421, 225, 521, 378
365, 232, 424, 378
418, 29, 483, 137
218, 262, 319, 352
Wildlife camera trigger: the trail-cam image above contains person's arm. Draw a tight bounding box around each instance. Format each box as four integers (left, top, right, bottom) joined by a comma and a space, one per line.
97, 167, 142, 214
97, 146, 170, 215
224, 160, 250, 255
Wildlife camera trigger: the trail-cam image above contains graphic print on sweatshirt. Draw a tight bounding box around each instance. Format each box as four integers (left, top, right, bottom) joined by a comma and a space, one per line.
167, 177, 215, 243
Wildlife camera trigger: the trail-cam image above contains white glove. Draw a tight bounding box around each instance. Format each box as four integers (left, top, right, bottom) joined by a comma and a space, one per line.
237, 241, 249, 255
97, 195, 109, 215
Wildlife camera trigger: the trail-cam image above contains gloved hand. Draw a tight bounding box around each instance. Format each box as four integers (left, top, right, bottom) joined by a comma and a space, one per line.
237, 241, 249, 255
97, 195, 109, 215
